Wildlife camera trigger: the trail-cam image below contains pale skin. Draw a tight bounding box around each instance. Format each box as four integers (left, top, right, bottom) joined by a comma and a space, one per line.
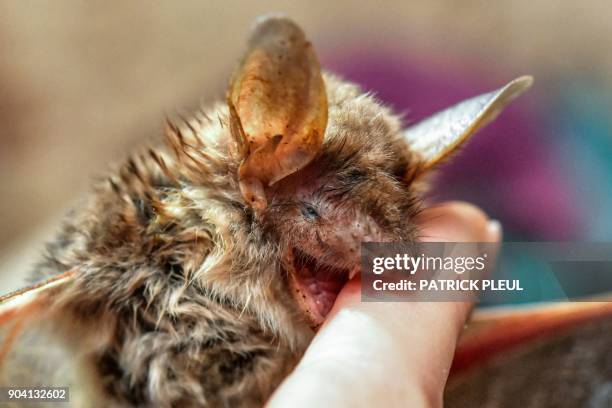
268, 201, 502, 407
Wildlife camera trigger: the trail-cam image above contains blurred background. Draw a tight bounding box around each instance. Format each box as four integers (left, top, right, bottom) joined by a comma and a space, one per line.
1, 1, 611, 296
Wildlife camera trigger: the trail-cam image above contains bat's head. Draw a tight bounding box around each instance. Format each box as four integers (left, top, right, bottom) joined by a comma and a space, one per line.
256, 74, 422, 326
227, 16, 532, 327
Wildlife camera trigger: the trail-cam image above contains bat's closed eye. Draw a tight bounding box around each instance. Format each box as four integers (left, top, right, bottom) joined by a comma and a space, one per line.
300, 202, 320, 221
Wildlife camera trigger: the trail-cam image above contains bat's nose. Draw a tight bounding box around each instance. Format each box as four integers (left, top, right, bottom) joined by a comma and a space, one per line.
323, 215, 390, 258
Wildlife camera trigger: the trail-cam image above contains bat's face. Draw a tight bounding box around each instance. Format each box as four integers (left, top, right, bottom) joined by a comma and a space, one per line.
270, 154, 419, 326
261, 80, 422, 325
227, 16, 531, 328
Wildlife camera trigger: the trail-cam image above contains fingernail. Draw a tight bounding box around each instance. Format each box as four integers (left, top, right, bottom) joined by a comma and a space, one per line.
487, 219, 502, 242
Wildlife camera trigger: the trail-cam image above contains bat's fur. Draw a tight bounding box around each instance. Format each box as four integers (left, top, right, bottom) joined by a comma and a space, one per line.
30, 74, 425, 407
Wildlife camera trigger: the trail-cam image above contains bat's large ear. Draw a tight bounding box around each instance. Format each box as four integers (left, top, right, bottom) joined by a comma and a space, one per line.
227, 15, 328, 211
403, 76, 533, 174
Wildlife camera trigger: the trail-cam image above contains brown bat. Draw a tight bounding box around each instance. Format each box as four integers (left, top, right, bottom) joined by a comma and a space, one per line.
0, 15, 535, 407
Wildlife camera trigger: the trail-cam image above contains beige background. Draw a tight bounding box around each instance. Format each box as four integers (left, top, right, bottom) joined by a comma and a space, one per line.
1, 1, 610, 290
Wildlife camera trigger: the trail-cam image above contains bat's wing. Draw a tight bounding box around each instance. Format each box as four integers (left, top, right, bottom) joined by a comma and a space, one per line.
447, 297, 612, 407
452, 297, 612, 376
0, 271, 103, 404
0, 270, 76, 363
0, 271, 75, 322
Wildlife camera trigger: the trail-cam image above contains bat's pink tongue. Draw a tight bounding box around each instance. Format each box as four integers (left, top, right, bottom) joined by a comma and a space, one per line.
301, 269, 347, 317
288, 248, 352, 327
294, 282, 334, 320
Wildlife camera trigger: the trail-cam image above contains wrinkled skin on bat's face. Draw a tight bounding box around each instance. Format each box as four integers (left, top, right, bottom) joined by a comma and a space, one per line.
263, 124, 423, 326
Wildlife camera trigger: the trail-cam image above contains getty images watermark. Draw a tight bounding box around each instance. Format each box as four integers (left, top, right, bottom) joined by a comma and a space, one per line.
361, 242, 612, 302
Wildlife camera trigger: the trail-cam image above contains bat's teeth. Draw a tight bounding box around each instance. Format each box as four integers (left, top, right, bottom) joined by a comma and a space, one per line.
348, 266, 360, 280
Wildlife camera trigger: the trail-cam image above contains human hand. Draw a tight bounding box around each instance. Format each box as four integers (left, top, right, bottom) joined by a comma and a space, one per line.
268, 201, 502, 407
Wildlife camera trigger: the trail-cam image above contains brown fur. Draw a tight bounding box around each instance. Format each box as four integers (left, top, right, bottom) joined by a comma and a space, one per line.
29, 74, 425, 407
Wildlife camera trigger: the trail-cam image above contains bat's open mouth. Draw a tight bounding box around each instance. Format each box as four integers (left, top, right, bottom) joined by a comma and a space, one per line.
285, 247, 359, 328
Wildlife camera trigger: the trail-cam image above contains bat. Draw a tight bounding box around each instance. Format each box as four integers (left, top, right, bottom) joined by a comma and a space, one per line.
0, 15, 536, 407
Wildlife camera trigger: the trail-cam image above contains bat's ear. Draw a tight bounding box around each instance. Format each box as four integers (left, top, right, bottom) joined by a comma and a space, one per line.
403, 76, 533, 175
227, 15, 328, 212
